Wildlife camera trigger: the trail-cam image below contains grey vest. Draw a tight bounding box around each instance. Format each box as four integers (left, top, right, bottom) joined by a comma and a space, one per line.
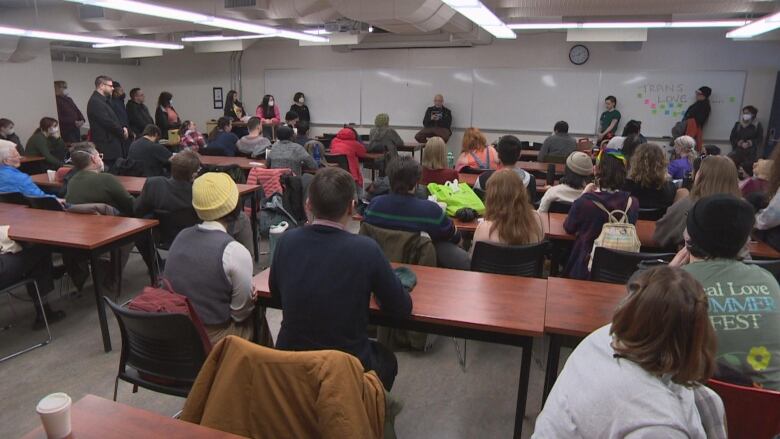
163, 226, 234, 325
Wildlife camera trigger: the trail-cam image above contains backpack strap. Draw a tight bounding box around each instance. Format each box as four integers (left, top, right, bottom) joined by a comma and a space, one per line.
591, 197, 632, 224
469, 151, 487, 169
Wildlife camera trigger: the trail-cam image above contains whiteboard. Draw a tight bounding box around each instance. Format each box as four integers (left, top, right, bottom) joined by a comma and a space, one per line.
471, 69, 602, 134
360, 68, 474, 128
598, 71, 746, 140
264, 69, 362, 125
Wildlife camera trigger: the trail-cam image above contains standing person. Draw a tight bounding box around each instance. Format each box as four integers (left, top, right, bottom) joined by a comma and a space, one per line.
415, 94, 453, 143
154, 91, 180, 140
728, 105, 764, 175
205, 117, 239, 157
178, 120, 206, 152
669, 135, 697, 180
597, 95, 621, 143
539, 120, 577, 162
290, 92, 310, 123
455, 127, 497, 172
0, 118, 23, 153
682, 86, 712, 152
110, 81, 131, 156
534, 266, 723, 438
127, 125, 172, 177
255, 94, 280, 140
420, 136, 458, 185
86, 75, 127, 171
53, 80, 85, 144
126, 88, 154, 138
368, 113, 403, 161
24, 117, 67, 171
537, 151, 594, 213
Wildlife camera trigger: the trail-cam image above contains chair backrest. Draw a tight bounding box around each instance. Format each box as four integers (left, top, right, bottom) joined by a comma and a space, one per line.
104, 297, 207, 384
637, 207, 666, 221
323, 153, 350, 172
590, 247, 675, 284
470, 241, 549, 278
707, 379, 780, 439
531, 142, 543, 151
26, 196, 64, 211
548, 201, 572, 214
0, 192, 29, 206
154, 208, 201, 249
745, 259, 780, 282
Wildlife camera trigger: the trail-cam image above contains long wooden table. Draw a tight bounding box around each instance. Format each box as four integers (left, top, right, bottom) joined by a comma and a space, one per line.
20, 394, 243, 439
0, 202, 158, 352
198, 155, 266, 170
457, 172, 552, 193
253, 263, 546, 438
20, 155, 45, 164
399, 141, 424, 159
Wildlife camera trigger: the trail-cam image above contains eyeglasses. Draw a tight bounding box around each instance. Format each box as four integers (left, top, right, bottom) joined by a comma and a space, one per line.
95, 152, 104, 159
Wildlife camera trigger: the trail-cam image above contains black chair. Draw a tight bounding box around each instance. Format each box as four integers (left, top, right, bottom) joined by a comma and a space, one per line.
745, 259, 780, 281
26, 196, 64, 211
0, 192, 29, 205
359, 134, 370, 142
323, 153, 350, 173
590, 247, 675, 284
470, 241, 549, 278
103, 297, 207, 400
531, 142, 543, 151
548, 201, 572, 214
0, 277, 51, 363
638, 207, 666, 221
154, 208, 201, 250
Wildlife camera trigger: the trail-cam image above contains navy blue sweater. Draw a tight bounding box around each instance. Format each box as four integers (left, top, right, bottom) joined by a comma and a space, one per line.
270, 224, 412, 370
364, 193, 461, 244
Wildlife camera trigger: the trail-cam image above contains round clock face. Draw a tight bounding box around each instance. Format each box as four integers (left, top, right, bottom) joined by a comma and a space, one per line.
569, 44, 589, 65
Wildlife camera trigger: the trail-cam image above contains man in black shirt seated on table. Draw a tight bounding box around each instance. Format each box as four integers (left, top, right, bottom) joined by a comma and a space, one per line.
415, 94, 453, 143
270, 167, 412, 390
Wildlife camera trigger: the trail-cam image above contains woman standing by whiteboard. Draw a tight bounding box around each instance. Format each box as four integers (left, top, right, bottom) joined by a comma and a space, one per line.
681, 86, 711, 152
289, 92, 310, 123
255, 94, 280, 140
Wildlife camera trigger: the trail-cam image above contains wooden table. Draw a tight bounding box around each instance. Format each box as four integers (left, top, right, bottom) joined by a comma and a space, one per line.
399, 141, 424, 159
542, 277, 626, 401
20, 155, 45, 164
520, 150, 539, 161
20, 394, 243, 439
457, 172, 552, 193
0, 203, 158, 352
198, 155, 265, 171
253, 263, 547, 438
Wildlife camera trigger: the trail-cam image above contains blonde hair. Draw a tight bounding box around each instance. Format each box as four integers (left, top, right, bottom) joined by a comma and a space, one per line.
690, 156, 740, 201
628, 143, 669, 189
461, 127, 487, 154
673, 135, 697, 165
422, 136, 448, 170
484, 169, 543, 245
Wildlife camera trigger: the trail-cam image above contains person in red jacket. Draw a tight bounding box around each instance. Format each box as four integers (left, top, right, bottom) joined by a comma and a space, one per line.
330, 127, 367, 193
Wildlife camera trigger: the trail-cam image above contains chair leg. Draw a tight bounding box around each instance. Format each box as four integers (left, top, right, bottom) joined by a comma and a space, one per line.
451, 337, 467, 370
0, 280, 52, 363
113, 377, 119, 401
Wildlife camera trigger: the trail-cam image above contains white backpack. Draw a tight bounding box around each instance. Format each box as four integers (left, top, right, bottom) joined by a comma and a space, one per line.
588, 197, 641, 271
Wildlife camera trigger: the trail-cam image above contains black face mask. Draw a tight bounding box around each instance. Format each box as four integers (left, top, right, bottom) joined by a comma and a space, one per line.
117, 94, 126, 100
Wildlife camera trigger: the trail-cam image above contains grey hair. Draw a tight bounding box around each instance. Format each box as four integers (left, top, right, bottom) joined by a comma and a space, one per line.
70, 142, 99, 170
0, 141, 16, 163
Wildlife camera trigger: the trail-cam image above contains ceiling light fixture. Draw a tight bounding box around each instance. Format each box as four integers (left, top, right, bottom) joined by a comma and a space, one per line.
303, 29, 332, 36
181, 33, 279, 42
0, 24, 183, 49
440, 0, 516, 39
508, 20, 747, 30
93, 40, 183, 49
727, 12, 780, 38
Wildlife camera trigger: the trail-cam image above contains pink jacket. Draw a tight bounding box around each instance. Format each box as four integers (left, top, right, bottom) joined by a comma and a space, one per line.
330, 127, 367, 187
255, 105, 280, 126
455, 146, 499, 172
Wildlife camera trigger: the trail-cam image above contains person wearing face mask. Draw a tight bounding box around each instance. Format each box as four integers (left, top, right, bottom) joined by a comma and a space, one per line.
87, 75, 128, 171
728, 105, 764, 176
54, 80, 85, 144
415, 94, 453, 143
126, 88, 154, 138
155, 91, 181, 140
0, 118, 23, 154
24, 117, 67, 170
289, 92, 310, 123
66, 142, 134, 215
109, 81, 130, 131
256, 94, 281, 140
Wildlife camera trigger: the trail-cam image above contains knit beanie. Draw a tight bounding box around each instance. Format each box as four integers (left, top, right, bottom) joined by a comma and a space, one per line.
192, 172, 239, 221
697, 86, 712, 98
686, 194, 754, 258
566, 151, 593, 176
374, 113, 389, 127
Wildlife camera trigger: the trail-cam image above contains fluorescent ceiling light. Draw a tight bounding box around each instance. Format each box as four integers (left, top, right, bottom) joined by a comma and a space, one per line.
670, 20, 747, 28
277, 30, 330, 43
441, 0, 516, 39
581, 22, 667, 29
65, 0, 328, 42
181, 34, 278, 42
508, 20, 747, 30
727, 12, 780, 38
303, 29, 332, 36
93, 40, 183, 49
0, 25, 115, 44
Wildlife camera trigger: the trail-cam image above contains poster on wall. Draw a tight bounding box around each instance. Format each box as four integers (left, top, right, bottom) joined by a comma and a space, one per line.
213, 87, 223, 109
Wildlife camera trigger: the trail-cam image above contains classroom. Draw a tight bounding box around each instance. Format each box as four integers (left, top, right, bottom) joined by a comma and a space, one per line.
1, 1, 780, 438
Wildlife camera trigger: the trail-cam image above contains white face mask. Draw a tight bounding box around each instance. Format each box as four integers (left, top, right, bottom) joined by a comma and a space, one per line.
49, 127, 61, 138
742, 113, 753, 122
268, 100, 275, 107
2, 128, 12, 136
62, 89, 69, 96
297, 97, 304, 104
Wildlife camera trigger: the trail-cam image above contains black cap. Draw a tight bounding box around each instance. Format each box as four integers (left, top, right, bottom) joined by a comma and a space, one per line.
697, 86, 712, 98
686, 194, 754, 258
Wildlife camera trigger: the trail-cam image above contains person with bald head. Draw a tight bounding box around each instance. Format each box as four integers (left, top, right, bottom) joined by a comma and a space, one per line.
0, 140, 55, 198
415, 94, 453, 143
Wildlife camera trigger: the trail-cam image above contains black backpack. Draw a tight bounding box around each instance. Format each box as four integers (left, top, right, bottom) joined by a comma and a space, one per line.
280, 174, 306, 223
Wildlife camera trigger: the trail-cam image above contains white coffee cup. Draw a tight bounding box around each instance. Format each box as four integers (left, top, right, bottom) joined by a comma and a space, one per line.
36, 392, 72, 439
46, 170, 56, 183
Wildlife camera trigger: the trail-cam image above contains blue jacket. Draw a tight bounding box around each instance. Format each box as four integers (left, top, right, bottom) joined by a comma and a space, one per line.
0, 165, 50, 197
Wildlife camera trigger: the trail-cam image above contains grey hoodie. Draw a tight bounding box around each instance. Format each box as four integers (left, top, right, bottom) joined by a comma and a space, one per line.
237, 134, 271, 158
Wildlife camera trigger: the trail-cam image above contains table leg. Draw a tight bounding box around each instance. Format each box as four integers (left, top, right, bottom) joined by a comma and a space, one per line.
542, 334, 561, 405
148, 229, 158, 284
513, 338, 533, 439
250, 194, 259, 263
90, 252, 112, 352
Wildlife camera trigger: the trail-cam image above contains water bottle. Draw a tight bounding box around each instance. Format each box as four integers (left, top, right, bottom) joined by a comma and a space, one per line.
447, 151, 454, 169
268, 221, 290, 266
313, 145, 322, 167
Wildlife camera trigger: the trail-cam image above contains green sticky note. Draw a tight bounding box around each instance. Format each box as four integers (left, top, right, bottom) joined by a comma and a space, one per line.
660, 103, 666, 109
673, 112, 679, 117
637, 93, 642, 98
729, 96, 736, 102
677, 102, 682, 108
652, 109, 657, 115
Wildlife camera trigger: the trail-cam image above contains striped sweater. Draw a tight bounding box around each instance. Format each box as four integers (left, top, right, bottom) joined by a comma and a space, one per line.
364, 193, 460, 244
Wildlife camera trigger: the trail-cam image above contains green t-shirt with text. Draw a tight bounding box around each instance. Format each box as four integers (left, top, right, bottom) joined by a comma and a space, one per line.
684, 259, 780, 390
599, 109, 621, 135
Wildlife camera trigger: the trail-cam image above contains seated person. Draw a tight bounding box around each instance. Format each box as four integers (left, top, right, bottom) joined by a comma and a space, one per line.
539, 120, 576, 162
472, 168, 544, 256
741, 158, 771, 199
623, 143, 684, 210
368, 113, 403, 161
455, 127, 497, 172
669, 135, 696, 180
535, 266, 723, 437
564, 150, 638, 280
365, 156, 470, 270
25, 117, 67, 171
415, 94, 452, 143
66, 143, 134, 215
473, 135, 537, 202
270, 167, 412, 390
178, 120, 205, 152
0, 140, 56, 198
671, 194, 780, 391
284, 110, 299, 130
420, 136, 458, 185
621, 119, 647, 144
293, 120, 313, 147
127, 124, 172, 177
329, 126, 367, 191
266, 126, 317, 176
0, 118, 23, 153
163, 172, 256, 345
205, 117, 239, 157
236, 117, 271, 158
537, 151, 593, 213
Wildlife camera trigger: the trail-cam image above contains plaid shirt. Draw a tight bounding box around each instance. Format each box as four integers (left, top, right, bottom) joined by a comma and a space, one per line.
694, 385, 727, 439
